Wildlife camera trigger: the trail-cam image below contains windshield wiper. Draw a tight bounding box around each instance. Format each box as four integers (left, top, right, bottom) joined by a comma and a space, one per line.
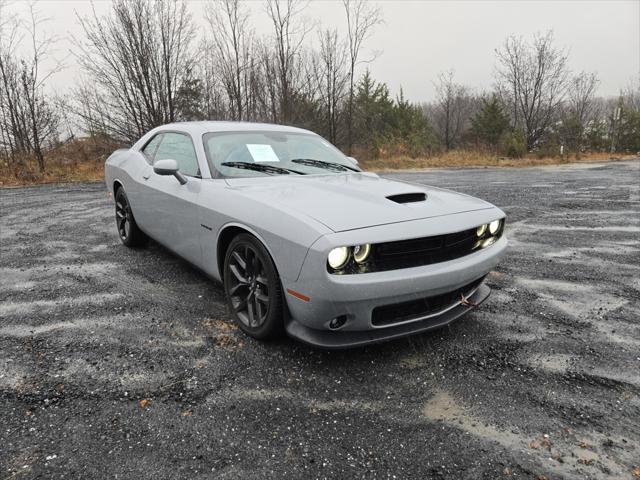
291, 158, 359, 172
220, 162, 305, 175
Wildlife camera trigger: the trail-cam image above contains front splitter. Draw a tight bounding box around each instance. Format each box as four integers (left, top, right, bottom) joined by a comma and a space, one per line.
285, 284, 491, 349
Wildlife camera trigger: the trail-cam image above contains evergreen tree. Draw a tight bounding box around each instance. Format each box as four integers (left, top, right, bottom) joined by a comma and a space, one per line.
353, 71, 395, 154
615, 101, 640, 152
352, 73, 436, 158
391, 89, 437, 156
470, 95, 510, 147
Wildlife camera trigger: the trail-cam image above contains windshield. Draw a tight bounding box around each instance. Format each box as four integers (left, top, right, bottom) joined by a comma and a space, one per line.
203, 131, 360, 178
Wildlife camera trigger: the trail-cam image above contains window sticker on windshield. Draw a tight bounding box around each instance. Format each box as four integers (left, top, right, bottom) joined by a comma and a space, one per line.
246, 144, 280, 163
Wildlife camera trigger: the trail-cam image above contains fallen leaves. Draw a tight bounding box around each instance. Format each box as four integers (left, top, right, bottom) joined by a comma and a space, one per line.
529, 435, 552, 451
203, 318, 237, 332
139, 399, 150, 409
213, 334, 244, 350
202, 319, 244, 350
632, 466, 640, 478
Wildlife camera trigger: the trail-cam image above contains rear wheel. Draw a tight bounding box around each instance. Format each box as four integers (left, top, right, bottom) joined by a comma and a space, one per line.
114, 187, 146, 247
223, 234, 284, 340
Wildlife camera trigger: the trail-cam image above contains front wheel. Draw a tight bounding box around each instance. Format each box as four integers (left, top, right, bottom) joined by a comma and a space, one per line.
114, 187, 147, 247
223, 234, 284, 340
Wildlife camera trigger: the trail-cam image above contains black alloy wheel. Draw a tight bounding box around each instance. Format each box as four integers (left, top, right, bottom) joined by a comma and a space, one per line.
224, 234, 283, 339
114, 187, 146, 247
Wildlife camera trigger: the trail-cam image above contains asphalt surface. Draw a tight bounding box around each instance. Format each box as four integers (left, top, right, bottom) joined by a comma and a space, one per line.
1, 160, 639, 479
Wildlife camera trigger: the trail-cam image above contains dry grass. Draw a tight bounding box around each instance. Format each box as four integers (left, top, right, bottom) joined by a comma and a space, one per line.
0, 160, 106, 186
0, 142, 636, 187
360, 150, 636, 172
0, 137, 119, 187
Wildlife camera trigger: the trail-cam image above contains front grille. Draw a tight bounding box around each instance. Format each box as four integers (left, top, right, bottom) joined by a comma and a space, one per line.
370, 227, 480, 272
371, 276, 485, 327
328, 220, 505, 275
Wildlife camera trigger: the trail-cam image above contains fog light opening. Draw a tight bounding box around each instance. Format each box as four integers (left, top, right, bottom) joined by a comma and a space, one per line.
329, 315, 348, 330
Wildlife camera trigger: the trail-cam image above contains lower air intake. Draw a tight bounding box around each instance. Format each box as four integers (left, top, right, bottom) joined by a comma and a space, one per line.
371, 276, 485, 326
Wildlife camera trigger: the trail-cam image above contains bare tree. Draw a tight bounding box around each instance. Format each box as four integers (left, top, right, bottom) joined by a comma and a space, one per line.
204, 0, 252, 120
608, 78, 640, 153
431, 70, 473, 150
558, 71, 599, 152
343, 0, 381, 153
315, 28, 348, 143
567, 72, 599, 127
0, 0, 22, 158
265, 0, 312, 123
198, 53, 230, 120
74, 0, 196, 142
620, 77, 640, 111
495, 31, 569, 150
0, 1, 60, 172
250, 39, 280, 123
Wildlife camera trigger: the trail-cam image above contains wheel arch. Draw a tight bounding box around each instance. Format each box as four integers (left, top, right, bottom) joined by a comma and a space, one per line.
113, 179, 124, 195
216, 223, 279, 282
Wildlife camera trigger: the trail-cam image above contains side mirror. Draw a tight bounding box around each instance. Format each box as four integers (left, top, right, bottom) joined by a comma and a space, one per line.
347, 156, 359, 166
153, 159, 187, 185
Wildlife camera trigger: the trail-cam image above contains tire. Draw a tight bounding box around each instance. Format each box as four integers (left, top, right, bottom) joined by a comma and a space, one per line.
114, 187, 147, 247
223, 233, 284, 340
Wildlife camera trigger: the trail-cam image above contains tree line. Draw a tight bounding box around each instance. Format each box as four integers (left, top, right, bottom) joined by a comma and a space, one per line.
1, 0, 638, 176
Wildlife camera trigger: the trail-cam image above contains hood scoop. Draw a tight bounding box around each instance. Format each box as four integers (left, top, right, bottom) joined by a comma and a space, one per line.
386, 192, 427, 204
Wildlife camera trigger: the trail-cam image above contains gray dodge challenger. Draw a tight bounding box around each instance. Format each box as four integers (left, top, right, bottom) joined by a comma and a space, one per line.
105, 121, 507, 348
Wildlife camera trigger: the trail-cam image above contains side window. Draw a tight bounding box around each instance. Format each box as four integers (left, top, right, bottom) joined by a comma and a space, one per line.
154, 132, 200, 177
141, 134, 163, 163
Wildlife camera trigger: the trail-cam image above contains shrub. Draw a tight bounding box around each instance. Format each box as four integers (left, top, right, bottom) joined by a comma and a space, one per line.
500, 130, 527, 158
535, 134, 562, 160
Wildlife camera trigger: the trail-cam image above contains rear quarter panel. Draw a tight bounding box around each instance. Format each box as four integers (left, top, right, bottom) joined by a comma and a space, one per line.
105, 149, 150, 213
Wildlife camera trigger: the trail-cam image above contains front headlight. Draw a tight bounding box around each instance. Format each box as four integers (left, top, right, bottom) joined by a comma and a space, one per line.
328, 246, 350, 270
476, 224, 487, 237
353, 244, 371, 263
489, 219, 501, 234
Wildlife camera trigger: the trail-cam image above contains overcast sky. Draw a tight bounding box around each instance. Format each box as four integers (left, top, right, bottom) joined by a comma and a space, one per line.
15, 0, 640, 102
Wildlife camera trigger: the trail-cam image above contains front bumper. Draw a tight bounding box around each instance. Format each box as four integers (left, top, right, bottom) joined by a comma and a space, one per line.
282, 230, 507, 349
286, 283, 490, 349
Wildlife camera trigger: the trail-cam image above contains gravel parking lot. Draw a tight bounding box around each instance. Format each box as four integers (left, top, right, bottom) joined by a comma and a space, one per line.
1, 160, 639, 479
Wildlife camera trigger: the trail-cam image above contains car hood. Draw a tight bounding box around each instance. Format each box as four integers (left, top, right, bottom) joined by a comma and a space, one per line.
224, 172, 494, 232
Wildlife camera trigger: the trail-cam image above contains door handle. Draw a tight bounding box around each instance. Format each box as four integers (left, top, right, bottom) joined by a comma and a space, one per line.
142, 173, 150, 180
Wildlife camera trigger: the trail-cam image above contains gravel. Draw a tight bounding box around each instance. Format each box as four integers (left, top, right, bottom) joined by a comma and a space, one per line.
1, 159, 639, 479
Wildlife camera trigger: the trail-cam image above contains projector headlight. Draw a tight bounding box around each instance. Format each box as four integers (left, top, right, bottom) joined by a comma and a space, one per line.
476, 224, 487, 237
353, 244, 371, 264
328, 247, 350, 270
489, 219, 501, 234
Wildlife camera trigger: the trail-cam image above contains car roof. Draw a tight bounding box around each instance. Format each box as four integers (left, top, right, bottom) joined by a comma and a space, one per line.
157, 121, 315, 136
